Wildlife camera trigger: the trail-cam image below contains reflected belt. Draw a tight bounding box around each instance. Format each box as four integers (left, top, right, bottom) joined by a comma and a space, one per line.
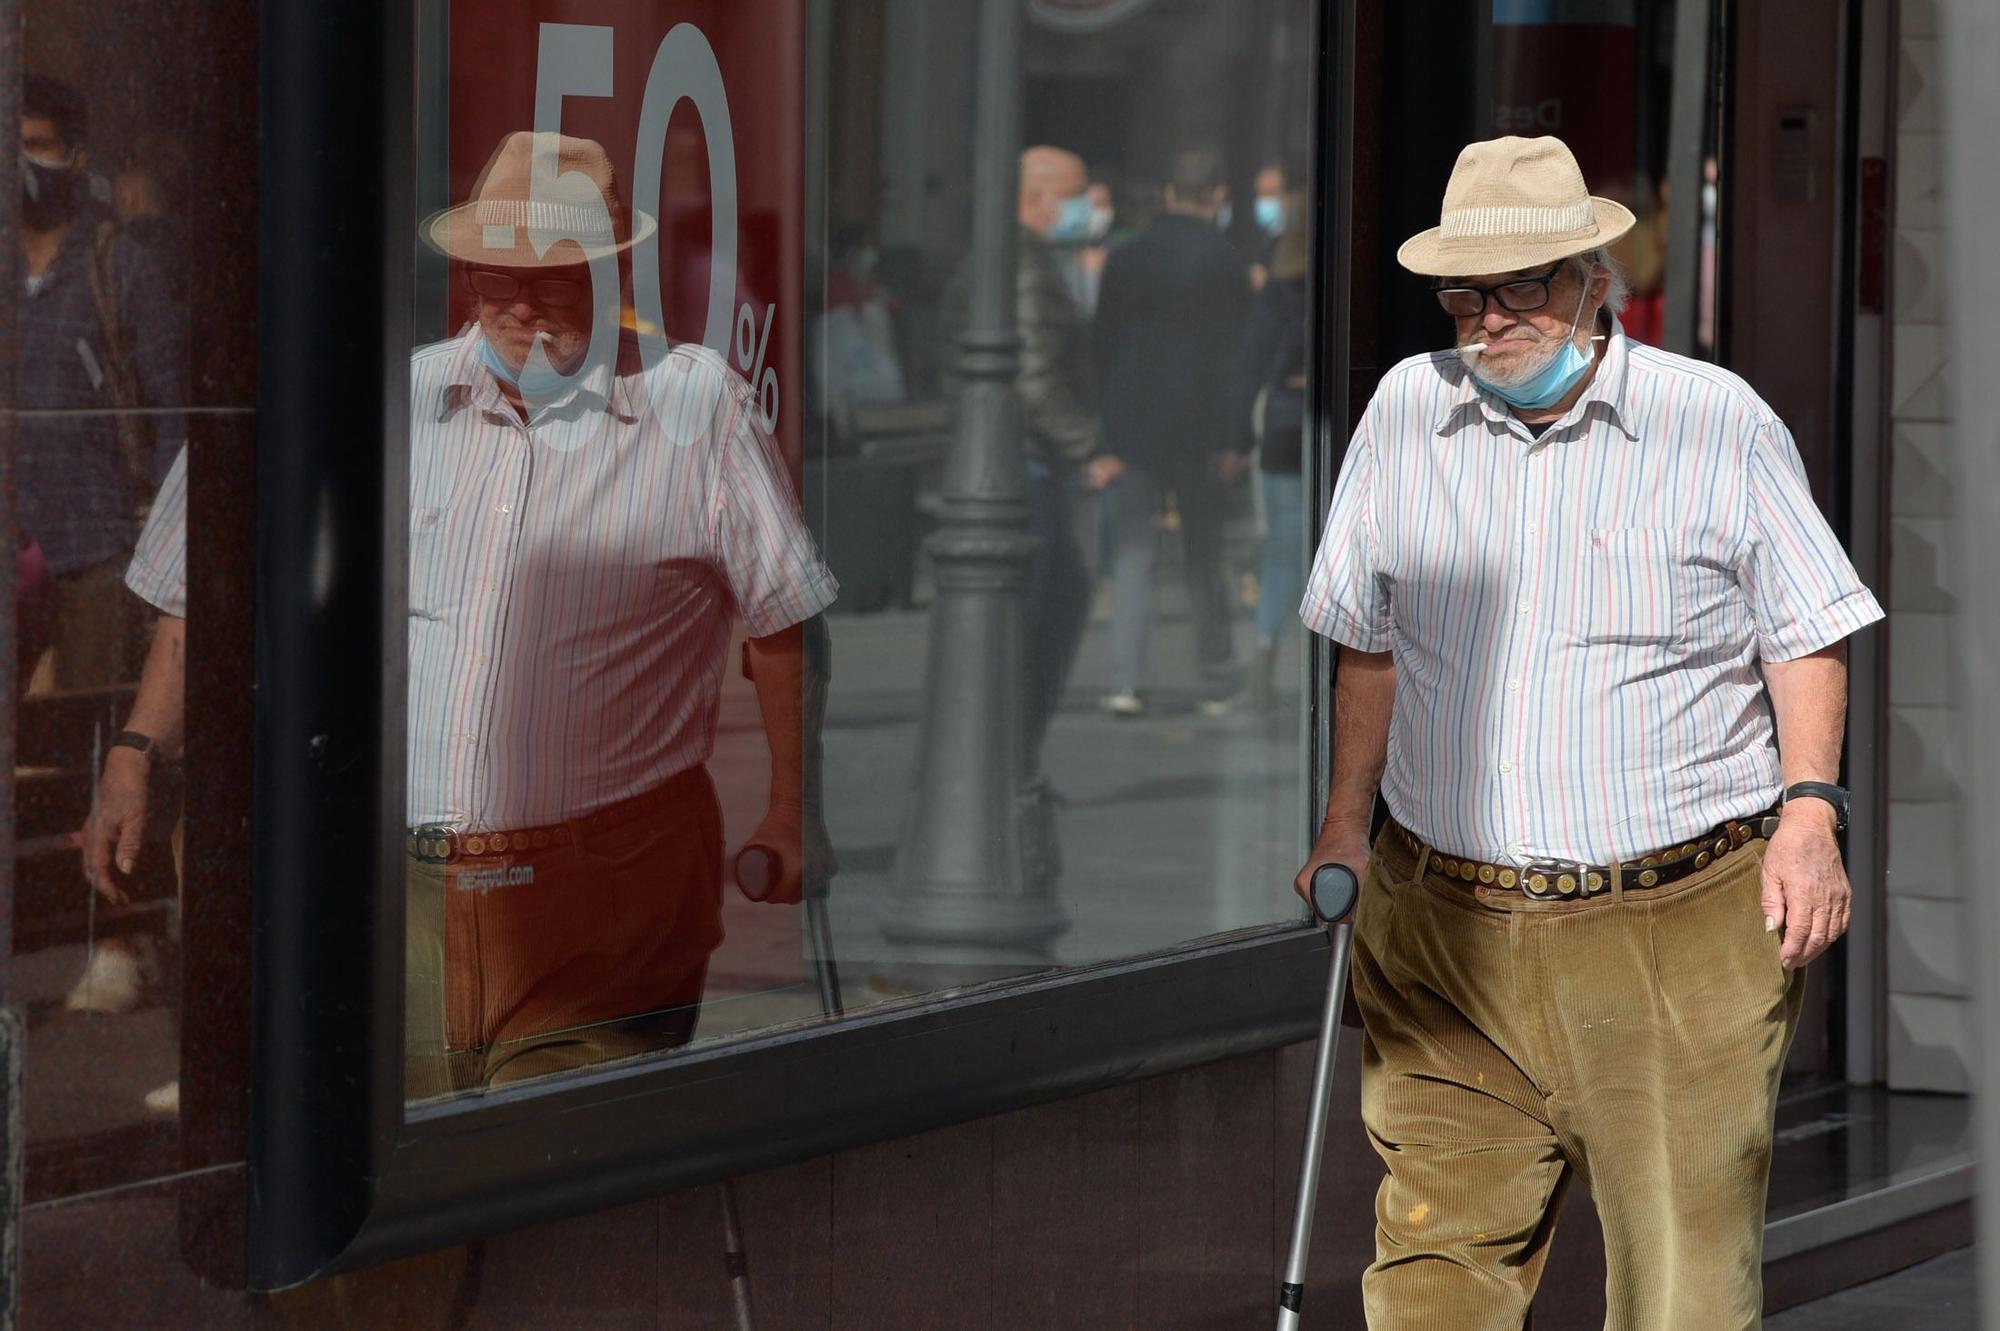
1389, 808, 1783, 902
407, 766, 709, 864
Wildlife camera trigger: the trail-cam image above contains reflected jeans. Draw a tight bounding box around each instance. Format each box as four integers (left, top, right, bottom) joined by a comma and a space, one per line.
1023, 460, 1091, 773
405, 767, 723, 1097
1255, 469, 1304, 645
1350, 827, 1803, 1331
1106, 461, 1234, 695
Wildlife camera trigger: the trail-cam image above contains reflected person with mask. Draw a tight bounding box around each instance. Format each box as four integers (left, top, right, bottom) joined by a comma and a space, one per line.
17, 75, 183, 692
940, 145, 1121, 890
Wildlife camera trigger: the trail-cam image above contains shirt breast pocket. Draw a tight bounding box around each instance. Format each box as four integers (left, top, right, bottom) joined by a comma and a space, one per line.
408, 506, 447, 619
1584, 528, 1682, 645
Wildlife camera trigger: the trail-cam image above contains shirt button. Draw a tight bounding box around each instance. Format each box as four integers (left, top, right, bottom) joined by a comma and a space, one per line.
497, 503, 513, 514
1499, 760, 1514, 774
1517, 600, 1531, 615
1507, 678, 1521, 692
1525, 522, 1538, 535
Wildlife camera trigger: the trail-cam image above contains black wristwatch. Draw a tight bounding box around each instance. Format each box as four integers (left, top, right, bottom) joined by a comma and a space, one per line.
1781, 781, 1850, 832
109, 730, 163, 764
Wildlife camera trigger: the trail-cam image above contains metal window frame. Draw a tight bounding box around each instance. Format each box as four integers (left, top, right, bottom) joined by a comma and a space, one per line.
248, 0, 1357, 1289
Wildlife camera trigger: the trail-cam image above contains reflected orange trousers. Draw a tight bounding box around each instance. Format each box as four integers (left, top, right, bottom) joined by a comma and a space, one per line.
404, 767, 723, 1097
1350, 826, 1803, 1331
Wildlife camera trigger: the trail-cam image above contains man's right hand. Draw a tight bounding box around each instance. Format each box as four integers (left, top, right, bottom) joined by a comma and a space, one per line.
81, 749, 151, 905
1294, 829, 1372, 922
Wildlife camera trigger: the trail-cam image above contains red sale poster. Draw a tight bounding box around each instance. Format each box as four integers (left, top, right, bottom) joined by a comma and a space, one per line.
444, 1, 805, 475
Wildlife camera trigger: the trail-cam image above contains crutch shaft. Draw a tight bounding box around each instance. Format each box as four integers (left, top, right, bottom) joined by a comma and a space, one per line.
1277, 923, 1355, 1329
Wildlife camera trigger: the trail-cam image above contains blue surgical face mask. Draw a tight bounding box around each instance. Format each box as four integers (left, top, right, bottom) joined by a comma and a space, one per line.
1214, 201, 1234, 232
477, 332, 574, 404
1255, 196, 1285, 238
1047, 193, 1095, 245
1470, 282, 1595, 411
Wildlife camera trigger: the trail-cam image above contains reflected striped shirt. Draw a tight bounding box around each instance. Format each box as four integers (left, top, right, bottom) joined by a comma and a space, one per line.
127, 447, 187, 617
1301, 321, 1882, 865
130, 330, 837, 829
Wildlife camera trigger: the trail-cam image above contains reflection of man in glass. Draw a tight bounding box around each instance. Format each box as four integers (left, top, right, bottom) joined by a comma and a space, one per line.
90, 133, 839, 1096
940, 145, 1121, 884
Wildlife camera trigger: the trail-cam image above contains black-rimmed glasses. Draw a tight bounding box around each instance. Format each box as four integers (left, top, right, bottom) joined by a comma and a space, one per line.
465, 267, 586, 307
1434, 263, 1564, 319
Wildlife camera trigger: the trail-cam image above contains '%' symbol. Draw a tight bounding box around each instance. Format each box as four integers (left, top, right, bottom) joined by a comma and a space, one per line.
734, 301, 781, 432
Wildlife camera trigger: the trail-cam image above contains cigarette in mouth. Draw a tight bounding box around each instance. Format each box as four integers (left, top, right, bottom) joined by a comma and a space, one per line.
1460, 335, 1608, 354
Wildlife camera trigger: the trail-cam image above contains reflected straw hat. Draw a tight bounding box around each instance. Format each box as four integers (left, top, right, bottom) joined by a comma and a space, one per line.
1396, 135, 1634, 277
420, 131, 657, 267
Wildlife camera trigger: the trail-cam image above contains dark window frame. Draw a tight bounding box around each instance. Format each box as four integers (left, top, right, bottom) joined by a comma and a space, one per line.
248, 0, 1356, 1288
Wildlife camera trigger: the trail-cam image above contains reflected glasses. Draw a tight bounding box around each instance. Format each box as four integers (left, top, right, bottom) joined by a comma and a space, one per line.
1434, 263, 1564, 318
466, 268, 586, 307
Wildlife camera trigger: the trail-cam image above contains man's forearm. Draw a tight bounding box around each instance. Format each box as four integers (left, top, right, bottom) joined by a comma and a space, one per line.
1761, 642, 1848, 832
1320, 646, 1395, 839
743, 617, 829, 812
124, 614, 187, 759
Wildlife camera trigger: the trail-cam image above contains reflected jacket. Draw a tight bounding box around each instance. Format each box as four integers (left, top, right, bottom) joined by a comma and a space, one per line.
941, 227, 1100, 466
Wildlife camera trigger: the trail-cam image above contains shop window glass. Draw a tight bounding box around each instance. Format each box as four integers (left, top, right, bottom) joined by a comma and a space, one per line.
393, 0, 1321, 1105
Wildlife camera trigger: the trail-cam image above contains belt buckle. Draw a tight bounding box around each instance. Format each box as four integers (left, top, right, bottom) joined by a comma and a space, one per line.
1520, 858, 1584, 901
411, 824, 461, 864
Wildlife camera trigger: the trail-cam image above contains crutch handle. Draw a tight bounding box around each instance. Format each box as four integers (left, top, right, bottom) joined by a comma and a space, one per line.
1309, 862, 1360, 924
735, 845, 778, 901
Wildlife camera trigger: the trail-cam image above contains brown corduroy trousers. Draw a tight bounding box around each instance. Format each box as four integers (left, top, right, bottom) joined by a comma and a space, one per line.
1350, 825, 1804, 1331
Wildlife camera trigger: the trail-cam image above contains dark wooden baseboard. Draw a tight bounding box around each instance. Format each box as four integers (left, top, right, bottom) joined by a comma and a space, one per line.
1765, 1198, 1974, 1313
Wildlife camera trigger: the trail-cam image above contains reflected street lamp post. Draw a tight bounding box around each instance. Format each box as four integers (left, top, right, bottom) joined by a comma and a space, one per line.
879, 0, 1070, 965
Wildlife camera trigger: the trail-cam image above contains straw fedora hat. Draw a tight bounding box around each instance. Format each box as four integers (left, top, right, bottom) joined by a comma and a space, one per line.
420, 131, 657, 266
1396, 135, 1634, 277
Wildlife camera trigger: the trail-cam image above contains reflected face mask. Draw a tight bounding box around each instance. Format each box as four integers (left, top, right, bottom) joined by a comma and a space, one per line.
21, 152, 78, 229
477, 332, 575, 404
1046, 192, 1095, 245
1255, 196, 1285, 238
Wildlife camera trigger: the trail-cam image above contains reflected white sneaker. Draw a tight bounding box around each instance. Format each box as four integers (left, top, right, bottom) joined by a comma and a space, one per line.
143, 1080, 180, 1115
1101, 691, 1145, 717
63, 942, 148, 1014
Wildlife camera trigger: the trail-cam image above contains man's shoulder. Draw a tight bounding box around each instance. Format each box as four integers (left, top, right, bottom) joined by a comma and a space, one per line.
1365, 348, 1473, 422
630, 339, 759, 426
1621, 339, 1776, 424
410, 331, 471, 380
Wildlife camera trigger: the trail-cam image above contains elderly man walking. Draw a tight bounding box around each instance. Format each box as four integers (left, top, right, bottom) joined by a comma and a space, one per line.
1294, 136, 1882, 1330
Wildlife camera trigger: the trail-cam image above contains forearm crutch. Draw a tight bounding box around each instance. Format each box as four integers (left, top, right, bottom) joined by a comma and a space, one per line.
715, 844, 847, 1331
1276, 862, 1362, 1330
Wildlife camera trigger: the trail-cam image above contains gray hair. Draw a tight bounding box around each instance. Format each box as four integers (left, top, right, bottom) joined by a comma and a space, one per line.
1568, 247, 1630, 316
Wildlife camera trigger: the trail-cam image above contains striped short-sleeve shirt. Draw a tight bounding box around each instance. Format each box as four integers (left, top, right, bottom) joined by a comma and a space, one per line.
130, 329, 838, 830
1300, 320, 1882, 865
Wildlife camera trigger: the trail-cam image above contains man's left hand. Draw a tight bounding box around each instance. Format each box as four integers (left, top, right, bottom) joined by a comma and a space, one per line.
1760, 802, 1851, 970
738, 800, 838, 906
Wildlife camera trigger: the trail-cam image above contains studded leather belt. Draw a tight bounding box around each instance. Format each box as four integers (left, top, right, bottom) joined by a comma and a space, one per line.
407, 766, 709, 865
1389, 808, 1782, 902
408, 820, 571, 863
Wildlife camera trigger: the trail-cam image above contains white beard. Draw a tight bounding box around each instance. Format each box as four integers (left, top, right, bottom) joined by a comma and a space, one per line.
1456, 327, 1562, 388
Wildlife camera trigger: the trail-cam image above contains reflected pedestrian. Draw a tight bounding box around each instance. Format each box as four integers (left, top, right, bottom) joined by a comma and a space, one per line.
1091, 148, 1251, 717
1227, 191, 1311, 711
17, 74, 184, 692
941, 144, 1122, 885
